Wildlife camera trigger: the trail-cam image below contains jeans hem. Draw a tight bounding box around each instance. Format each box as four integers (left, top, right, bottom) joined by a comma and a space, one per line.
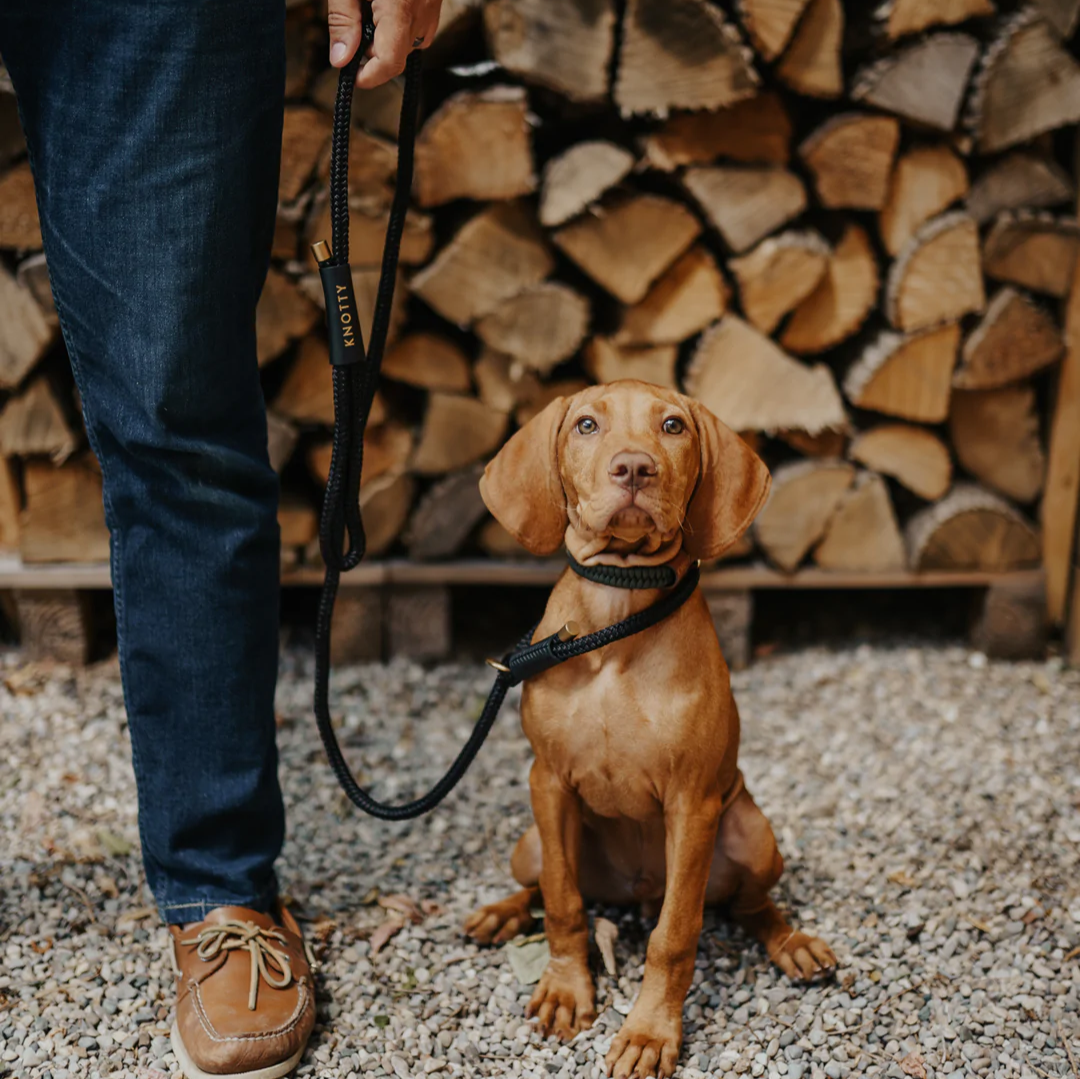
157, 884, 279, 926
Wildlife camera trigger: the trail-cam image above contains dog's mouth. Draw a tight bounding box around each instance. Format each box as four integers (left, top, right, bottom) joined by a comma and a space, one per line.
591, 488, 673, 537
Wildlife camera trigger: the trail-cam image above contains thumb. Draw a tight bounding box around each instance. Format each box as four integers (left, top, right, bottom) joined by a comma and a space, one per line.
327, 0, 363, 66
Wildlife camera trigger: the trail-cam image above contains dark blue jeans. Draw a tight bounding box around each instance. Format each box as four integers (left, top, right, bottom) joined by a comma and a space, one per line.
0, 0, 288, 923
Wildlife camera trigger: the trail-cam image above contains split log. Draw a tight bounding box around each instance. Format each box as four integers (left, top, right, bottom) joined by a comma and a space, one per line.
729, 230, 829, 335
1033, 0, 1080, 37
776, 0, 844, 99
753, 458, 855, 571
279, 105, 332, 204
306, 202, 433, 268
538, 142, 635, 228
316, 128, 399, 203
584, 337, 678, 389
272, 214, 300, 261
382, 333, 472, 392
313, 74, 402, 138
474, 283, 590, 374
409, 202, 554, 326
982, 213, 1080, 298
683, 166, 806, 254
515, 379, 592, 426
15, 253, 57, 323
13, 590, 94, 665
307, 420, 412, 487
405, 464, 488, 560
478, 517, 531, 558
0, 162, 41, 249
879, 145, 969, 257
813, 472, 906, 571
967, 8, 1080, 153
0, 457, 19, 551
799, 114, 900, 211
780, 224, 878, 354
411, 393, 509, 475
878, 0, 994, 39
0, 265, 54, 390
553, 194, 701, 303
474, 349, 541, 413
350, 266, 407, 349
21, 457, 110, 564
484, 0, 616, 103
950, 386, 1045, 503
272, 337, 334, 425
844, 324, 960, 422
359, 472, 416, 557
387, 584, 451, 660
905, 485, 1040, 570
414, 86, 535, 207
965, 153, 1072, 225
848, 424, 952, 500
737, 0, 812, 60
685, 315, 846, 434
852, 34, 979, 131
614, 0, 759, 115
0, 378, 77, 462
265, 411, 298, 473
971, 573, 1049, 661
953, 287, 1064, 389
885, 211, 985, 332
616, 245, 729, 346
640, 92, 791, 170
256, 269, 320, 367
777, 428, 847, 458
278, 494, 318, 550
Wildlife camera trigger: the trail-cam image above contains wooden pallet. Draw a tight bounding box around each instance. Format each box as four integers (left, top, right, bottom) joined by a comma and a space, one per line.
0, 556, 1046, 667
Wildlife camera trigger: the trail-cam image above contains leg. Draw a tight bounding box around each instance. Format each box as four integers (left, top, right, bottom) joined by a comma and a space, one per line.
465, 827, 542, 943
606, 793, 722, 1079
719, 788, 836, 980
0, 0, 286, 922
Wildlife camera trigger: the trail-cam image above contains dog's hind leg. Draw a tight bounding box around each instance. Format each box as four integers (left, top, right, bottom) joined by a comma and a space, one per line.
464, 827, 542, 943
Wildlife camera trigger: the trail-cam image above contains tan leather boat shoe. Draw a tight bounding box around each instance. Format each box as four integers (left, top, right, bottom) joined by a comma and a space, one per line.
169, 904, 316, 1079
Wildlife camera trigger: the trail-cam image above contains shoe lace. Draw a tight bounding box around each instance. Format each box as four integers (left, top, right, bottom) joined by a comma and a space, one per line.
182, 921, 294, 1011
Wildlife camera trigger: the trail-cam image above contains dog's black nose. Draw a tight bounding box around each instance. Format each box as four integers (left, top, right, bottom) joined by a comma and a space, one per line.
609, 451, 657, 490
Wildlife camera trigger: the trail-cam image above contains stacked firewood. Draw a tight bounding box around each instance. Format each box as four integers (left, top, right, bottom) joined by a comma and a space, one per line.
2, 0, 1079, 575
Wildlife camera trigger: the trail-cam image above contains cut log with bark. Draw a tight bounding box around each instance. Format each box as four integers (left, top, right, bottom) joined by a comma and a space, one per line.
0, 162, 41, 249
414, 86, 535, 207
278, 494, 318, 550
844, 324, 960, 423
953, 287, 1064, 389
1034, 0, 1080, 37
266, 411, 298, 474
538, 142, 635, 228
683, 166, 806, 254
474, 349, 542, 413
685, 316, 846, 434
553, 194, 701, 303
754, 458, 855, 571
965, 153, 1073, 225
279, 105, 332, 204
813, 472, 907, 571
848, 424, 953, 500
474, 283, 590, 374
272, 337, 334, 425
410, 202, 554, 326
799, 114, 900, 211
405, 464, 488, 560
0, 378, 76, 462
13, 590, 94, 665
879, 145, 969, 257
614, 0, 759, 115
967, 8, 1080, 153
737, 0, 812, 60
411, 393, 509, 475
350, 266, 408, 350
484, 0, 616, 103
982, 213, 1080, 298
307, 421, 412, 487
906, 484, 1041, 570
382, 333, 472, 392
781, 224, 878, 354
256, 269, 320, 367
478, 517, 531, 558
584, 337, 678, 389
306, 202, 433, 268
878, 0, 994, 39
776, 0, 844, 99
950, 386, 1045, 503
852, 34, 979, 132
515, 379, 591, 426
21, 457, 110, 564
641, 92, 792, 170
0, 457, 19, 552
729, 230, 829, 335
886, 211, 985, 332
777, 427, 847, 458
0, 265, 54, 390
616, 245, 729, 346
359, 472, 416, 557
15, 253, 57, 324
315, 128, 399, 205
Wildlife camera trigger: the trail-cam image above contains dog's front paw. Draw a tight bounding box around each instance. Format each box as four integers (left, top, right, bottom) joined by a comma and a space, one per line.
463, 892, 537, 945
527, 959, 596, 1040
770, 929, 837, 981
605, 1007, 681, 1079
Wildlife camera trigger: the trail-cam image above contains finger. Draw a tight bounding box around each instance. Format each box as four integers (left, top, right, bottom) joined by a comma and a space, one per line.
554, 1003, 575, 1040
355, 5, 412, 88
410, 14, 439, 48
613, 1044, 643, 1079
536, 998, 556, 1034
606, 1036, 628, 1076
774, 949, 799, 979
810, 938, 837, 969
659, 1044, 679, 1078
327, 0, 364, 67
635, 1045, 660, 1078
793, 946, 818, 979
493, 917, 523, 944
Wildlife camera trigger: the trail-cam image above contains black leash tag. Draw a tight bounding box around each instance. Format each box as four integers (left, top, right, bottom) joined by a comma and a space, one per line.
318, 262, 365, 366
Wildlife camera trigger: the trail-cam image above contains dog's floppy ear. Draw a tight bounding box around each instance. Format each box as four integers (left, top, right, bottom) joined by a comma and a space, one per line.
480, 395, 572, 555
683, 400, 771, 561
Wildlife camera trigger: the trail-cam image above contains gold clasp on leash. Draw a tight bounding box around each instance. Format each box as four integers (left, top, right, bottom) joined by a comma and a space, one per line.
486, 622, 580, 674
485, 658, 511, 673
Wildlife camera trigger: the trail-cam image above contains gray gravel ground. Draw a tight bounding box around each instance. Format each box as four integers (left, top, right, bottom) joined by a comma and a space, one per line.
2, 642, 1079, 1079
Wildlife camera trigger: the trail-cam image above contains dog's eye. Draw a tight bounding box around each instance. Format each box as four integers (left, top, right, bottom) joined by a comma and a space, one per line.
576, 416, 598, 435
663, 417, 685, 435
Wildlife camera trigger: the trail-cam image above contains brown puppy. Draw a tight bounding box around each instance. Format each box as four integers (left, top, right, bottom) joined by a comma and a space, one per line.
464, 381, 836, 1079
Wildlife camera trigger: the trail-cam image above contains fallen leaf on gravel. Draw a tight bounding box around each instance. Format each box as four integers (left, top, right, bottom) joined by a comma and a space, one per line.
899, 1052, 927, 1078
379, 894, 423, 923
595, 917, 618, 975
369, 915, 406, 955
966, 915, 991, 933
312, 914, 336, 947
888, 870, 916, 887
420, 899, 444, 916
506, 937, 549, 985
98, 875, 119, 898
97, 829, 132, 857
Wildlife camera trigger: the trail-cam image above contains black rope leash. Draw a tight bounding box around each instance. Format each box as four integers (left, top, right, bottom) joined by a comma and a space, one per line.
309, 8, 701, 820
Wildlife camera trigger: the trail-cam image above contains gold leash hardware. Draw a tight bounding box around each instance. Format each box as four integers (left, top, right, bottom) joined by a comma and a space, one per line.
311, 239, 332, 263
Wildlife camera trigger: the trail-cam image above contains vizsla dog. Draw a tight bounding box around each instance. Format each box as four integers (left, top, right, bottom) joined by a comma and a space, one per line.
463, 381, 836, 1078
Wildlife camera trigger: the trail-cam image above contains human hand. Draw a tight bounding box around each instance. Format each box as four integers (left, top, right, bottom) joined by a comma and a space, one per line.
327, 0, 441, 89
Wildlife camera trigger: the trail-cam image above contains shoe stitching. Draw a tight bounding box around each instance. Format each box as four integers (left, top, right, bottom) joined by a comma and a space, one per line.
188, 977, 310, 1044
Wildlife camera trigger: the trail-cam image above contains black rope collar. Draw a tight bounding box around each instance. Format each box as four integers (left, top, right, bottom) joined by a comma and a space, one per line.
567, 553, 678, 589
